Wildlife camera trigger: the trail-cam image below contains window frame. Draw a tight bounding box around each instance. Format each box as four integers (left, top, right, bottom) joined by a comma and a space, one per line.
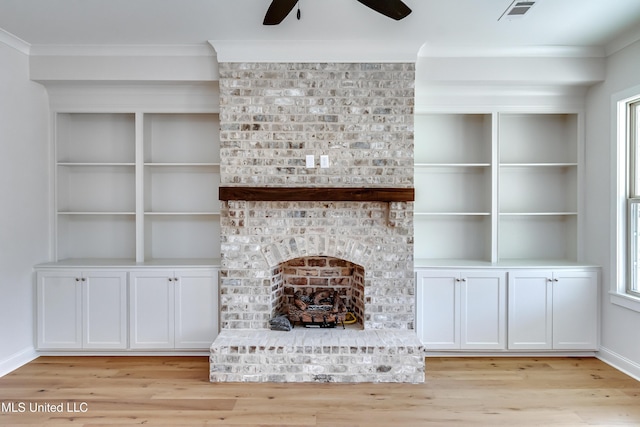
612, 86, 640, 311
627, 100, 640, 297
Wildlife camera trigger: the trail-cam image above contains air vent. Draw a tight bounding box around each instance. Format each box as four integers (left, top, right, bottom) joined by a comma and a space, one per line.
499, 0, 537, 20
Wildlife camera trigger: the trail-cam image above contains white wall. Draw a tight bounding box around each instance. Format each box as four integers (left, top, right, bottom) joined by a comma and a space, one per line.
585, 39, 640, 378
0, 42, 49, 375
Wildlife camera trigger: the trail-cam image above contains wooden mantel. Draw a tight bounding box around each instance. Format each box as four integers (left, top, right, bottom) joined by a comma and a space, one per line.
219, 187, 414, 202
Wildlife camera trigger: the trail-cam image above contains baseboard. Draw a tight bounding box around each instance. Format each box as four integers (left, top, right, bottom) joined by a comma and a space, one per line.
0, 347, 38, 378
597, 346, 640, 381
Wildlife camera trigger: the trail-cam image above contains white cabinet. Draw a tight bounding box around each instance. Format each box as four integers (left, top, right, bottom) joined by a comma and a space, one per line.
54, 112, 220, 263
508, 269, 598, 350
37, 270, 127, 349
129, 269, 218, 350
416, 270, 506, 350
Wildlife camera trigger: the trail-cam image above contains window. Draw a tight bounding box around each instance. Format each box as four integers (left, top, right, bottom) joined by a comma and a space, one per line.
628, 99, 640, 297
613, 86, 640, 311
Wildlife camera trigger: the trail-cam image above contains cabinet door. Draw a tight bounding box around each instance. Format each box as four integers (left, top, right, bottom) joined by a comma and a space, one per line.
416, 271, 460, 349
461, 271, 506, 350
174, 270, 218, 349
508, 270, 553, 350
552, 270, 598, 350
83, 271, 127, 349
129, 271, 175, 349
37, 271, 82, 349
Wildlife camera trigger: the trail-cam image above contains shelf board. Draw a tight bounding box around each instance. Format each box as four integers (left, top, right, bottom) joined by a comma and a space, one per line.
57, 162, 135, 167
499, 162, 578, 167
57, 211, 135, 215
144, 163, 220, 167
144, 212, 220, 216
499, 212, 578, 216
219, 186, 415, 202
415, 163, 491, 168
36, 258, 221, 268
415, 212, 491, 216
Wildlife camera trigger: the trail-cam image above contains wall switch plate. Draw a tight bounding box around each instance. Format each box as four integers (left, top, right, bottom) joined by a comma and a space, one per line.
306, 155, 315, 168
320, 155, 329, 168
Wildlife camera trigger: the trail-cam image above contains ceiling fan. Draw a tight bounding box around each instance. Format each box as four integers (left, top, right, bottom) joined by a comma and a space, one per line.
263, 0, 412, 25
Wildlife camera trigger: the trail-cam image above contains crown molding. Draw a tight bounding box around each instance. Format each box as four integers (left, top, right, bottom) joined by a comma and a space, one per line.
209, 40, 421, 63
606, 26, 640, 56
417, 44, 605, 58
0, 27, 30, 55
29, 44, 218, 82
29, 43, 214, 57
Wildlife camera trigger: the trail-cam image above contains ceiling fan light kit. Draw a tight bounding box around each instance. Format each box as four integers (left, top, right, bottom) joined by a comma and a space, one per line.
263, 0, 412, 25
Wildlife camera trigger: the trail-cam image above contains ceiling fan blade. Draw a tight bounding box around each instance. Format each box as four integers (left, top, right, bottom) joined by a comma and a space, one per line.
263, 0, 299, 25
355, 0, 412, 20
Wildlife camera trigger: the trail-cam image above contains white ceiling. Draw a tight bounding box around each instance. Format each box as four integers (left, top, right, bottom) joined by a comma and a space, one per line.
1, 0, 640, 55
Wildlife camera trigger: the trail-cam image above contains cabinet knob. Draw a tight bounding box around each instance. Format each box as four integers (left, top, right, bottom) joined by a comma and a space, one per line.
81, 277, 86, 282
168, 278, 173, 282
75, 278, 80, 282
174, 277, 178, 282
461, 278, 467, 282
553, 278, 559, 282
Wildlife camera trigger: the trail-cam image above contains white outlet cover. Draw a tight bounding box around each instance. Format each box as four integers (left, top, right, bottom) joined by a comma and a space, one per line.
320, 155, 329, 168
306, 154, 315, 168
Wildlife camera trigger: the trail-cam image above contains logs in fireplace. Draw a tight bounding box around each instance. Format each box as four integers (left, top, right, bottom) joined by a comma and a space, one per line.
286, 289, 348, 328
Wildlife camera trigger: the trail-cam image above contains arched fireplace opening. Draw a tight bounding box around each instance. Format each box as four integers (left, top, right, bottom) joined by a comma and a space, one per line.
272, 256, 365, 329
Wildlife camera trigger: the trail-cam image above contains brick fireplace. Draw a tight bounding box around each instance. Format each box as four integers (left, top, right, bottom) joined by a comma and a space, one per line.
209, 62, 425, 383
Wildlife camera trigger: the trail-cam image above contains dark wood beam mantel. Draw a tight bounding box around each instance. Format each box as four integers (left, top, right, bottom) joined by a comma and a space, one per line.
219, 186, 414, 202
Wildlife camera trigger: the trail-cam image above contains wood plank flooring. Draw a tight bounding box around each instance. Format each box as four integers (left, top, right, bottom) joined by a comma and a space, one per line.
0, 356, 638, 426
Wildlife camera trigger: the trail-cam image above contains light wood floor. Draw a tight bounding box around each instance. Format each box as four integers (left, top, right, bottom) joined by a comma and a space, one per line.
0, 356, 639, 426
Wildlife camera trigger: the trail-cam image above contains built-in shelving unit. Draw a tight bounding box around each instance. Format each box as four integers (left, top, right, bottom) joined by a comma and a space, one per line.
54, 112, 221, 264
414, 111, 582, 265
414, 113, 494, 262
498, 113, 579, 263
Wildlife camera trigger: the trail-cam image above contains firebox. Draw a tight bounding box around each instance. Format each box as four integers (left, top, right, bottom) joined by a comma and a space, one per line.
274, 256, 364, 328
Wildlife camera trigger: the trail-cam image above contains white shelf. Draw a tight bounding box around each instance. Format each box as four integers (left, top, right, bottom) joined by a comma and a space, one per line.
499, 165, 577, 214
57, 214, 136, 260
58, 212, 136, 215
144, 163, 220, 167
57, 113, 135, 163
415, 113, 492, 164
499, 215, 577, 261
414, 111, 581, 265
57, 165, 135, 213
415, 163, 491, 168
53, 111, 221, 263
143, 215, 221, 261
415, 212, 491, 216
499, 113, 578, 164
415, 215, 492, 262
143, 113, 220, 164
143, 165, 220, 214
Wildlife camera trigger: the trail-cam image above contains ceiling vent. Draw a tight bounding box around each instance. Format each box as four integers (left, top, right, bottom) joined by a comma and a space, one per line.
499, 0, 537, 20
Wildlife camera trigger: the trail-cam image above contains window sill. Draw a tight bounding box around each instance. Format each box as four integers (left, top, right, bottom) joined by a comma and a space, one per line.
610, 291, 640, 313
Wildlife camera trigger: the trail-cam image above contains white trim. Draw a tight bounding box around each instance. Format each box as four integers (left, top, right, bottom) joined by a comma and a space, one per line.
0, 27, 30, 55
606, 25, 640, 57
611, 84, 640, 313
597, 346, 640, 381
29, 44, 214, 57
417, 44, 604, 59
0, 347, 38, 377
208, 40, 421, 63
35, 351, 210, 356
